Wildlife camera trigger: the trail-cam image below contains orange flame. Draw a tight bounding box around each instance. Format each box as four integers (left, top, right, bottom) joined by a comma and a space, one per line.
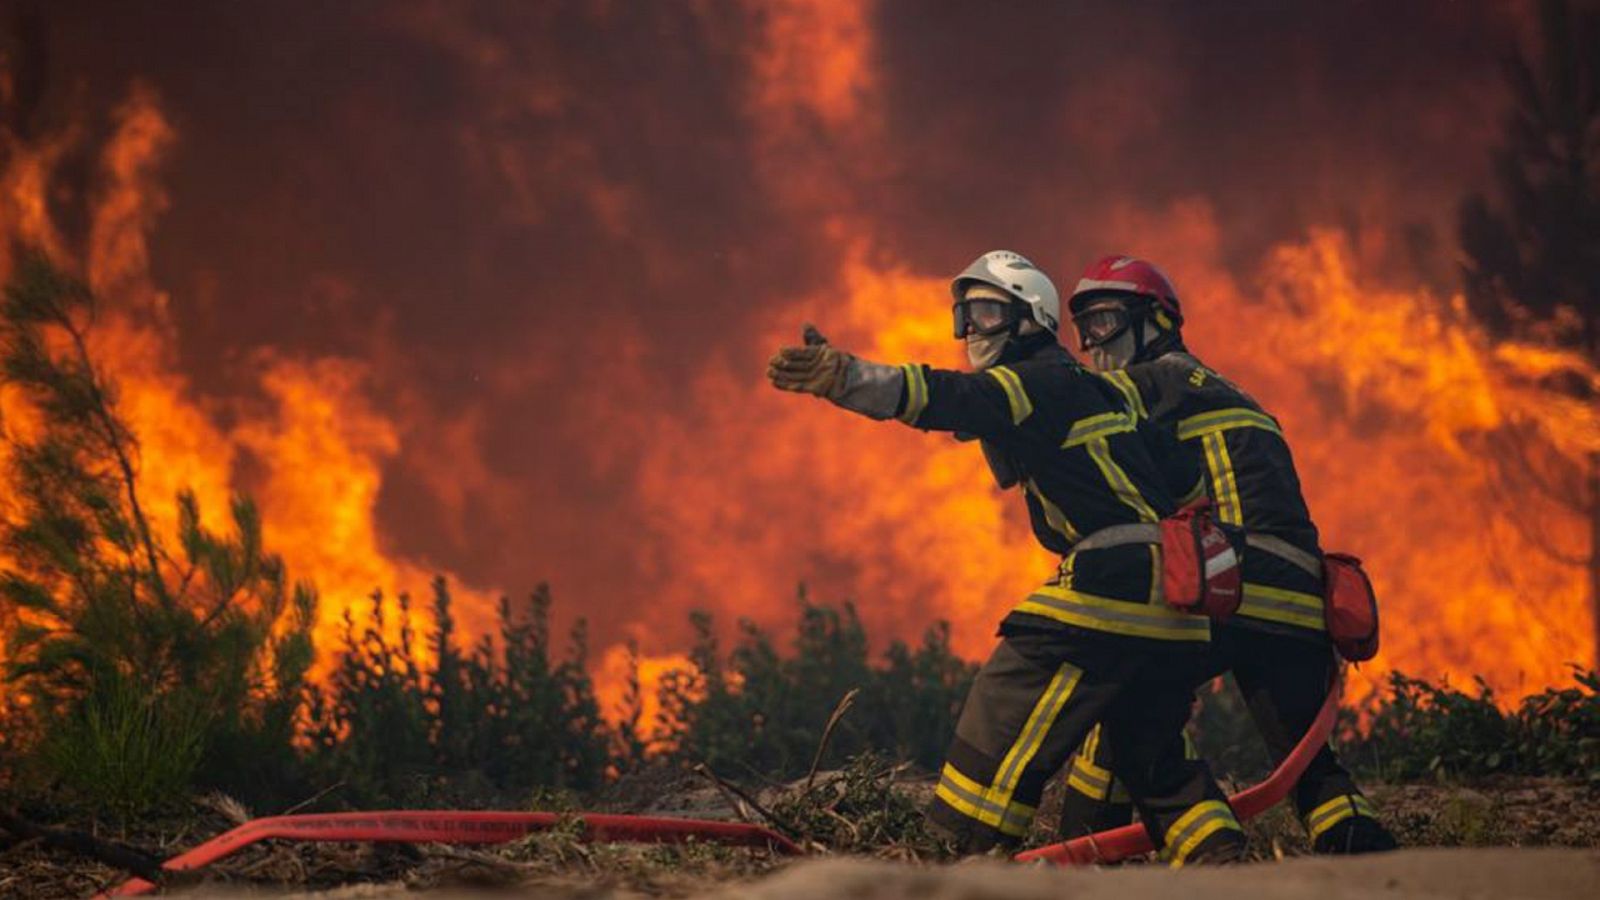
2, 5, 1594, 731
0, 88, 497, 679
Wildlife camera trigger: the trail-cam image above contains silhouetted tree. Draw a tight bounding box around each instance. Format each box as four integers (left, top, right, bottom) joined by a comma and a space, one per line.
1457, 0, 1600, 656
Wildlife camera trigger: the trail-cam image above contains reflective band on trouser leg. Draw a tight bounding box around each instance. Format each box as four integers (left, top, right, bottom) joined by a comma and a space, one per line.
1163, 799, 1244, 867
934, 763, 1036, 838
1306, 794, 1379, 841
1238, 582, 1326, 632
934, 662, 1084, 841
1015, 585, 1211, 642
1066, 726, 1113, 800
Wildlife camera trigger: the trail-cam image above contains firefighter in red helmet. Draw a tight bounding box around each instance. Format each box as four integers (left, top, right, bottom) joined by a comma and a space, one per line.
766, 251, 1246, 863
1057, 255, 1398, 854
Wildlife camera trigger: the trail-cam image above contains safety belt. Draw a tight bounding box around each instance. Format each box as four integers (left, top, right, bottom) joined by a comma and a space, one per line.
1072, 526, 1322, 579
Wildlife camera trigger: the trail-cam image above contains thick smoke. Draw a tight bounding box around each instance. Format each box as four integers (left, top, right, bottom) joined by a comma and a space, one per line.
11, 0, 1588, 698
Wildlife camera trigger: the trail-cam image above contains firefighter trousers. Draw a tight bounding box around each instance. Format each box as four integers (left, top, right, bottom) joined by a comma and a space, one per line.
928, 629, 1244, 862
1057, 624, 1390, 850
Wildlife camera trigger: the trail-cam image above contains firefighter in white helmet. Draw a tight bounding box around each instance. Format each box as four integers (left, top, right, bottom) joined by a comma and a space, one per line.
766, 251, 1245, 863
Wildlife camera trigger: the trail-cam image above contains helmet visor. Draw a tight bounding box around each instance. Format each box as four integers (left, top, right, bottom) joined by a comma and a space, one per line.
1072, 305, 1132, 350
953, 298, 1016, 338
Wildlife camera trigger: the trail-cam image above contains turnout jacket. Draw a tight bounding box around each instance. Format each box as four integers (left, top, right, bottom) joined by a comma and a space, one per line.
1101, 351, 1327, 638
893, 342, 1211, 644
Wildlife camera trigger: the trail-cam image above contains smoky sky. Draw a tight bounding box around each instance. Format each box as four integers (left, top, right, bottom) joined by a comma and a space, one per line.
11, 0, 1533, 646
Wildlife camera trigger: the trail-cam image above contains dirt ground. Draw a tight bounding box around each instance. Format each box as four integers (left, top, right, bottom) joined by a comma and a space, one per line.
4, 777, 1597, 898
204, 848, 1600, 899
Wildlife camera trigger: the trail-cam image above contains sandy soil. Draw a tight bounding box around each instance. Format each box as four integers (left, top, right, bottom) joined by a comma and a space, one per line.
243, 848, 1600, 900
723, 849, 1600, 900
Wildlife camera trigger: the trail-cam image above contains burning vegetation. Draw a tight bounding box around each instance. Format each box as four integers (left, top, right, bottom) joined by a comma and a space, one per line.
0, 0, 1598, 895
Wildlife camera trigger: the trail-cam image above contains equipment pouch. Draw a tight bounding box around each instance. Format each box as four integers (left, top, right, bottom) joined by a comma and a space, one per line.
1158, 500, 1243, 620
1323, 553, 1379, 662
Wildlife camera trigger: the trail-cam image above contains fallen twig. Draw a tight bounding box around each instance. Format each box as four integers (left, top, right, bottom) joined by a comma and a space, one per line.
695, 763, 756, 823
693, 763, 802, 838
279, 780, 346, 817
804, 688, 859, 794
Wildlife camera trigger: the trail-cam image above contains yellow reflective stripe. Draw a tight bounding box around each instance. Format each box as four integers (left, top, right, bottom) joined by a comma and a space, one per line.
985, 365, 1033, 424
1164, 800, 1242, 866
1061, 411, 1137, 448
1087, 438, 1159, 522
1306, 794, 1378, 840
1017, 585, 1210, 641
1066, 766, 1111, 800
1201, 433, 1242, 525
989, 662, 1082, 808
1183, 731, 1199, 760
1067, 727, 1114, 800
935, 764, 1035, 836
898, 363, 929, 424
1106, 370, 1147, 418
1238, 582, 1326, 631
1027, 479, 1082, 544
1176, 407, 1282, 441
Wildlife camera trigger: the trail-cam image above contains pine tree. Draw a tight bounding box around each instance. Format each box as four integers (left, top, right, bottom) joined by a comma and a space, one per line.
0, 252, 316, 815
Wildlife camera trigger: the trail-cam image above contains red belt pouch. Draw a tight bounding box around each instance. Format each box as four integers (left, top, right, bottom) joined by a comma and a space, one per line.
1323, 552, 1379, 661
1159, 500, 1243, 620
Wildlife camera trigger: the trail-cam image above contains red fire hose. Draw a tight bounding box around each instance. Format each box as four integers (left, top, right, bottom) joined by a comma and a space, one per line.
101, 676, 1341, 895
1014, 672, 1342, 865
100, 811, 801, 897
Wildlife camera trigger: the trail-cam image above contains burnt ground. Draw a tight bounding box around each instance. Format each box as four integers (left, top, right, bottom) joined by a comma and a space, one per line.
2, 776, 1597, 898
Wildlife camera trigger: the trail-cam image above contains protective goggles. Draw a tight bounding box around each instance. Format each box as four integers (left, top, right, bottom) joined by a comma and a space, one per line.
1071, 300, 1144, 350
952, 298, 1020, 339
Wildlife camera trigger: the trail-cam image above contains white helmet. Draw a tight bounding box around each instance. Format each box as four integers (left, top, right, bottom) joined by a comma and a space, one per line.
949, 250, 1061, 337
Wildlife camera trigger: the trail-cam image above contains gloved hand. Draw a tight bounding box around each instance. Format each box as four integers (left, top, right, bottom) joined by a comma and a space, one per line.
767, 324, 849, 398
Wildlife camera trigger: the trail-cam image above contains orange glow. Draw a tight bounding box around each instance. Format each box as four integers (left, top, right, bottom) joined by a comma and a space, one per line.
0, 88, 496, 680
1, 10, 1594, 732
745, 0, 874, 130
596, 645, 695, 741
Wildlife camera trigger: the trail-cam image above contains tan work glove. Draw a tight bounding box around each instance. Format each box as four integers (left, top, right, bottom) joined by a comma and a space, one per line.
767, 324, 848, 397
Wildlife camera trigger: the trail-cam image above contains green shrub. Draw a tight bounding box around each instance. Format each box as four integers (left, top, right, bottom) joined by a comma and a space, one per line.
655, 591, 976, 779
304, 580, 608, 806
37, 672, 208, 818
1515, 669, 1600, 783
1340, 668, 1600, 783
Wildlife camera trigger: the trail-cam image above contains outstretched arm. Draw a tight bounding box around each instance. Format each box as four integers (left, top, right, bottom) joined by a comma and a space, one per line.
766, 326, 1020, 438
766, 324, 908, 421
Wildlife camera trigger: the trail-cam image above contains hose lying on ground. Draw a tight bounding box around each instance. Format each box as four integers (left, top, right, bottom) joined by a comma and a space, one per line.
101, 674, 1342, 895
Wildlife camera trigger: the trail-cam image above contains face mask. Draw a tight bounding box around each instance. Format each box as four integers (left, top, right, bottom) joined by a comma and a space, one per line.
966, 331, 1008, 369
1088, 325, 1138, 372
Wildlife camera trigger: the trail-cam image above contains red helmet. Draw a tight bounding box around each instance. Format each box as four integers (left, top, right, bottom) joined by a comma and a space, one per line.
1067, 255, 1182, 325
